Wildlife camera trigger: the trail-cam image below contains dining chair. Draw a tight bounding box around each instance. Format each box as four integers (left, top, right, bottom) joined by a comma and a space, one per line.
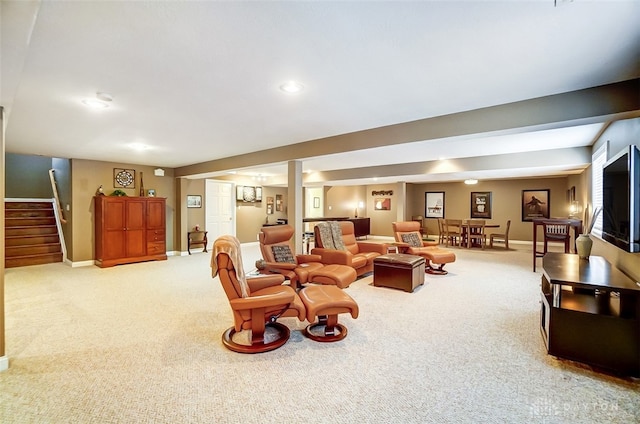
444, 219, 463, 247
542, 220, 571, 254
466, 219, 487, 249
412, 215, 426, 236
490, 220, 511, 249
437, 218, 446, 244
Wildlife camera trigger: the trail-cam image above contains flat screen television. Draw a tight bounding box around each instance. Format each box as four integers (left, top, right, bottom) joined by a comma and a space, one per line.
601, 144, 640, 253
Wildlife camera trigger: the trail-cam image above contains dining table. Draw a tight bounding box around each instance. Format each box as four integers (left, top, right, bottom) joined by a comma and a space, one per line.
460, 220, 500, 248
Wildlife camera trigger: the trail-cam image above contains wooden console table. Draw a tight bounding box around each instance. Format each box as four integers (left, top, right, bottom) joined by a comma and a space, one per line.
303, 217, 370, 238
540, 252, 640, 376
188, 230, 208, 255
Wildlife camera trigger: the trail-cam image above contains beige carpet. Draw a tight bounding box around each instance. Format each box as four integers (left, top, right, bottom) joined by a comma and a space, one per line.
1, 243, 638, 423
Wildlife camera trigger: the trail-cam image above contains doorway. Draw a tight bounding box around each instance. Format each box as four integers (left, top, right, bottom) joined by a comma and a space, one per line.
205, 180, 235, 247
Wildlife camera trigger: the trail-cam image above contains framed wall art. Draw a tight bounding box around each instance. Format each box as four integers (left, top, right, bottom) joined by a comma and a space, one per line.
113, 168, 135, 189
187, 195, 202, 208
425, 192, 445, 218
522, 189, 549, 221
470, 192, 492, 219
266, 196, 274, 214
374, 198, 391, 211
235, 185, 262, 202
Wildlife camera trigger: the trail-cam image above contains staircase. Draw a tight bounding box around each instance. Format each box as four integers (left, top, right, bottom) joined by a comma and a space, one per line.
5, 201, 63, 268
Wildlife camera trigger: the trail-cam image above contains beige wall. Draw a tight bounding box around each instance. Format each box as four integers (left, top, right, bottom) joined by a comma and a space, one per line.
235, 185, 288, 243
71, 160, 176, 262
324, 185, 366, 218
407, 177, 574, 242
184, 179, 205, 232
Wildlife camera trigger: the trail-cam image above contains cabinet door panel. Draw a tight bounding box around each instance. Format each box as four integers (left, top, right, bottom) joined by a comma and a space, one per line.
103, 230, 125, 259
146, 200, 165, 229
103, 199, 125, 231
126, 229, 147, 257
126, 200, 146, 230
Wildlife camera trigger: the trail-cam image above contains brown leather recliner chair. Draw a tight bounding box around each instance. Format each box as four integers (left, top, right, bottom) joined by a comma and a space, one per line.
259, 225, 326, 289
392, 221, 456, 275
260, 225, 356, 289
312, 221, 387, 277
211, 235, 306, 353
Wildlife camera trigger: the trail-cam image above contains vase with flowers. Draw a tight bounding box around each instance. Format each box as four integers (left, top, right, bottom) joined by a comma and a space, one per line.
576, 206, 601, 259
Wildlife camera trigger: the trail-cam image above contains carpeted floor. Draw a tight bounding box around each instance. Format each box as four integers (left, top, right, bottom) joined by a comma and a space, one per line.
1, 242, 638, 423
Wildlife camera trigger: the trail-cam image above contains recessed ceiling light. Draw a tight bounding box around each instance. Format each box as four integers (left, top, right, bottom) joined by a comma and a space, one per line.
129, 143, 149, 151
81, 98, 109, 109
464, 179, 478, 185
81, 91, 113, 109
279, 81, 304, 94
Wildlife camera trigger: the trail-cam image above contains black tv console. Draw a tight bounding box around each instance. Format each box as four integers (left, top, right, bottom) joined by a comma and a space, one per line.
540, 252, 640, 377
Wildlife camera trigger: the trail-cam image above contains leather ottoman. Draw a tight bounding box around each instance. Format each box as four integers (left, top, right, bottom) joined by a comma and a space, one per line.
308, 264, 357, 289
299, 285, 359, 342
373, 254, 425, 293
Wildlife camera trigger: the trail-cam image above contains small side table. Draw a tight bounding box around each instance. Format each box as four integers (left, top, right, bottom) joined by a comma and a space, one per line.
188, 230, 208, 255
386, 242, 407, 254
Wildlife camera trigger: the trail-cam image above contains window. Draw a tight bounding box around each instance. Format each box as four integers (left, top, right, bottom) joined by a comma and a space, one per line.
590, 141, 608, 236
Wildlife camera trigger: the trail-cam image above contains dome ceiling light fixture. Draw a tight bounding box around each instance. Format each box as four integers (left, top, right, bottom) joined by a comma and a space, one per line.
82, 91, 113, 109
279, 80, 304, 94
464, 179, 478, 185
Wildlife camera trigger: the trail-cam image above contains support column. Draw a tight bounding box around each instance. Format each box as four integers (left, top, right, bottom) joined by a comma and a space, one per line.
1, 106, 7, 371
397, 182, 407, 221
176, 177, 189, 255
287, 160, 303, 254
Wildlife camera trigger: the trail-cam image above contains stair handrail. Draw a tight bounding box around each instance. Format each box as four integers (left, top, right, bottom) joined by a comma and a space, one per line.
48, 169, 67, 224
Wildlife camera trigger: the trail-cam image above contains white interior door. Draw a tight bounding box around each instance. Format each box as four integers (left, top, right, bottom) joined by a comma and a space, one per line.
205, 180, 234, 247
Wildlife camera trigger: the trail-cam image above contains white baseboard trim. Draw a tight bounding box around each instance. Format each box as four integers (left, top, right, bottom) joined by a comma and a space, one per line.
0, 355, 9, 372
69, 260, 95, 268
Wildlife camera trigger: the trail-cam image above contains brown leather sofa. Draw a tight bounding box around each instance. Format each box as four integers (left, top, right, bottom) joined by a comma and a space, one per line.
392, 221, 456, 275
312, 221, 387, 277
260, 224, 356, 289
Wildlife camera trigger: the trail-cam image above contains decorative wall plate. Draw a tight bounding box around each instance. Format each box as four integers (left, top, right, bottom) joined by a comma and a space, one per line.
114, 168, 135, 188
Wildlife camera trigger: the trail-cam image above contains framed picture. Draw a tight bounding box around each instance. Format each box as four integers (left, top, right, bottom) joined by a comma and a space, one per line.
266, 196, 274, 214
276, 194, 283, 211
374, 198, 391, 210
236, 185, 261, 202
522, 189, 549, 221
313, 197, 320, 208
187, 195, 202, 208
425, 192, 445, 218
113, 168, 135, 189
471, 192, 492, 219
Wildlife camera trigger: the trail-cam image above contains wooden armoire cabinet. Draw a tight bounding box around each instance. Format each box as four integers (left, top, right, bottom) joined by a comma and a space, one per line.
94, 196, 167, 267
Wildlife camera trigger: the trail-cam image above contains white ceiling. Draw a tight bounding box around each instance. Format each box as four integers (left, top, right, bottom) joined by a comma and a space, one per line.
2, 1, 639, 186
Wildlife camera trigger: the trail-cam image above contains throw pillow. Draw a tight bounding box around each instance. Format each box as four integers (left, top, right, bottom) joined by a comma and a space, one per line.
401, 233, 423, 247
271, 245, 296, 263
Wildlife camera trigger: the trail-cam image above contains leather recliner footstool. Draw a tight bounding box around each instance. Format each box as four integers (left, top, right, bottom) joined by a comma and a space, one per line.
298, 285, 359, 342
308, 264, 357, 289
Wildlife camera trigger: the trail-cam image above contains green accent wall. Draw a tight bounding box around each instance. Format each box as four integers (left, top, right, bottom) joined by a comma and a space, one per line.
5, 153, 53, 198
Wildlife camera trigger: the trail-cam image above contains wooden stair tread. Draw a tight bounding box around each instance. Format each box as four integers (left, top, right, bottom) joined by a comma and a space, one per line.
4, 201, 63, 268
5, 253, 63, 268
